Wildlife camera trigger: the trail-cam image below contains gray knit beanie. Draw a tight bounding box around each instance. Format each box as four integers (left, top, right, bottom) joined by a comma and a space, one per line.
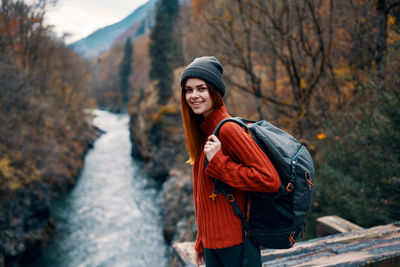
180, 56, 225, 97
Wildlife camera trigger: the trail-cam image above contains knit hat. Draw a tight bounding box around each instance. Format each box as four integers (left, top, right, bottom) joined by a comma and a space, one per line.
180, 56, 225, 96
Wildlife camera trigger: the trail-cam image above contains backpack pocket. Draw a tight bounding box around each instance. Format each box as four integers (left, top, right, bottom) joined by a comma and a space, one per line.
247, 224, 304, 249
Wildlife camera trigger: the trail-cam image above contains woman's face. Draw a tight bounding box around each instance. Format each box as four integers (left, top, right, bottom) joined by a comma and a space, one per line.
184, 78, 214, 117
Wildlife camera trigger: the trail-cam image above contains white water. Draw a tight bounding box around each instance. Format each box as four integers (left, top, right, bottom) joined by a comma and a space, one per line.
34, 110, 168, 267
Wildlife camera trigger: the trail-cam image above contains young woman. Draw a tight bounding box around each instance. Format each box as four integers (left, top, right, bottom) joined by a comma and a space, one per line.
180, 56, 281, 267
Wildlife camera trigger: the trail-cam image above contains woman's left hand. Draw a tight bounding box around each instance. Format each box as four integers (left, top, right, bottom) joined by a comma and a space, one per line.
204, 134, 221, 162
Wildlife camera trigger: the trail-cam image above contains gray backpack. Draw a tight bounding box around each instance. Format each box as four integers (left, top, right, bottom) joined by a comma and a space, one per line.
207, 117, 315, 249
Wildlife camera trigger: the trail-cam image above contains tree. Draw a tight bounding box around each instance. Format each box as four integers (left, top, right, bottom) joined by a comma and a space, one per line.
149, 0, 183, 105
119, 37, 133, 108
313, 58, 400, 229
189, 0, 398, 137
197, 0, 336, 136
375, 0, 400, 81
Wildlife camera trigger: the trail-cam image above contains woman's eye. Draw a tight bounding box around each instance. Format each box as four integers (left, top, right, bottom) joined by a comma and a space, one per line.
185, 88, 193, 93
199, 87, 207, 91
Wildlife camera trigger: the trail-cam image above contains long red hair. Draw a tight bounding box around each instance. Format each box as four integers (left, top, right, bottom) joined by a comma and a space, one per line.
181, 80, 225, 164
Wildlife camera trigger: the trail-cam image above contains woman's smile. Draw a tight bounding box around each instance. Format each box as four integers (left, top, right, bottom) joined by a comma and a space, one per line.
191, 100, 204, 108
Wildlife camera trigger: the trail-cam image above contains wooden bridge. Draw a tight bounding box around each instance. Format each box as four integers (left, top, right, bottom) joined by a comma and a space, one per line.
171, 216, 400, 266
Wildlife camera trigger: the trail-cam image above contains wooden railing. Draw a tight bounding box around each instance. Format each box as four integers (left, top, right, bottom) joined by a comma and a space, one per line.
171, 217, 400, 266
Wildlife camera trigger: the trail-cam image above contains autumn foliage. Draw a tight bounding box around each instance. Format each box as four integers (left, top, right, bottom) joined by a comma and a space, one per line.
0, 0, 94, 226
179, 0, 400, 237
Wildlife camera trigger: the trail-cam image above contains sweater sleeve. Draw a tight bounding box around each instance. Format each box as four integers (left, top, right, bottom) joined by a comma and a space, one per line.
194, 232, 204, 254
205, 122, 280, 192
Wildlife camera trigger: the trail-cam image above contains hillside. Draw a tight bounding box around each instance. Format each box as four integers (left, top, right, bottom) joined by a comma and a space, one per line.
69, 0, 157, 59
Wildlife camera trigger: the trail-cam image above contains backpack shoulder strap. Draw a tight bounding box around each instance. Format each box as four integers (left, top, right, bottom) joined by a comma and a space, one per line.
205, 116, 253, 232
210, 176, 250, 231
204, 117, 251, 168
212, 117, 255, 136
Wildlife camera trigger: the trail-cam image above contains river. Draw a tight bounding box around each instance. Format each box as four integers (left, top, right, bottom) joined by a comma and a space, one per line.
33, 110, 168, 267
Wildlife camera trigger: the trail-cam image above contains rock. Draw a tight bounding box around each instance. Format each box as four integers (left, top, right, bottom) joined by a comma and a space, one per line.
129, 80, 187, 182
160, 167, 196, 245
0, 185, 51, 265
128, 78, 197, 259
131, 108, 186, 182
0, 118, 97, 266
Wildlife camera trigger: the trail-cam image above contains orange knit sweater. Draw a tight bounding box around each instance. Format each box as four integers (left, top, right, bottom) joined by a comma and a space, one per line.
193, 106, 281, 253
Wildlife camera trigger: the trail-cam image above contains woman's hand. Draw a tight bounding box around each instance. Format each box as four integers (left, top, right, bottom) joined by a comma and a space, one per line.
204, 134, 221, 162
195, 251, 205, 267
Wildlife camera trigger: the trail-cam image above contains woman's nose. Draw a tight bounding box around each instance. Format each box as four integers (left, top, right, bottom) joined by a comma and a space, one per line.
191, 89, 199, 97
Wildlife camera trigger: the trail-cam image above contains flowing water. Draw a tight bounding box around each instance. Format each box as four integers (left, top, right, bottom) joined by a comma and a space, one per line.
34, 110, 168, 267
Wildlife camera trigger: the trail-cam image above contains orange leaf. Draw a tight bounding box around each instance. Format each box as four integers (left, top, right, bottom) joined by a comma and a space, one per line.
317, 133, 327, 140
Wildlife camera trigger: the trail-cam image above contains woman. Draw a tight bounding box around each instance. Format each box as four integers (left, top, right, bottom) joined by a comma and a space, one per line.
180, 56, 281, 267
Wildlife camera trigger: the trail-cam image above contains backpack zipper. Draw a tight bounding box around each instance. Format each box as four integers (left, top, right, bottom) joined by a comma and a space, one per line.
288, 146, 305, 187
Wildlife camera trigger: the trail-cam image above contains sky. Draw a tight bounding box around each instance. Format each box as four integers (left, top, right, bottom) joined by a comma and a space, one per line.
45, 0, 149, 44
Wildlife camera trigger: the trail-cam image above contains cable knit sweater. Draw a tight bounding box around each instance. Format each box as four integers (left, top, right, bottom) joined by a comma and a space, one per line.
193, 106, 281, 253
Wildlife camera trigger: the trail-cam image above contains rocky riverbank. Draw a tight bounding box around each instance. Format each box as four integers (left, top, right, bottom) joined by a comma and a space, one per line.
0, 117, 99, 266
129, 79, 197, 250
160, 167, 195, 245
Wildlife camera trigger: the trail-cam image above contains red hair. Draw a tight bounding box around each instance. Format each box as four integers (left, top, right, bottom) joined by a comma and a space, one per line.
181, 80, 225, 164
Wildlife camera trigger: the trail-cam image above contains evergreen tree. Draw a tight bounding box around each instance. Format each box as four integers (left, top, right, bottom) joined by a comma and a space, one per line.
312, 72, 400, 229
149, 0, 183, 105
119, 37, 132, 108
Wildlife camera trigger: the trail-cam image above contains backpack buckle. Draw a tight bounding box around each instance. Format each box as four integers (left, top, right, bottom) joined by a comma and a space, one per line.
289, 232, 296, 247
226, 194, 235, 203
286, 182, 294, 192
305, 171, 313, 190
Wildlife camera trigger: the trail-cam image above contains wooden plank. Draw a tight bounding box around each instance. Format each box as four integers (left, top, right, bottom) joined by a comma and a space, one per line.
171, 222, 400, 267
261, 223, 400, 266
317, 215, 364, 237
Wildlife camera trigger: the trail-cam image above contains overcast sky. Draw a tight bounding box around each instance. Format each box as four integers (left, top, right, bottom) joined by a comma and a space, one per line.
45, 0, 149, 44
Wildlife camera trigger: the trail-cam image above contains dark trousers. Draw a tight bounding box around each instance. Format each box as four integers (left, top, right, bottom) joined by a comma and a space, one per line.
204, 238, 261, 267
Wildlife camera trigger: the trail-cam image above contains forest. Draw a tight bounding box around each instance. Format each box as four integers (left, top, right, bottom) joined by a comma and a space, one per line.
1, 0, 400, 265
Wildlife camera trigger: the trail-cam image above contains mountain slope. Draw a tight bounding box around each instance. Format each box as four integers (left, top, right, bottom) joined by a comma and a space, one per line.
69, 0, 157, 59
